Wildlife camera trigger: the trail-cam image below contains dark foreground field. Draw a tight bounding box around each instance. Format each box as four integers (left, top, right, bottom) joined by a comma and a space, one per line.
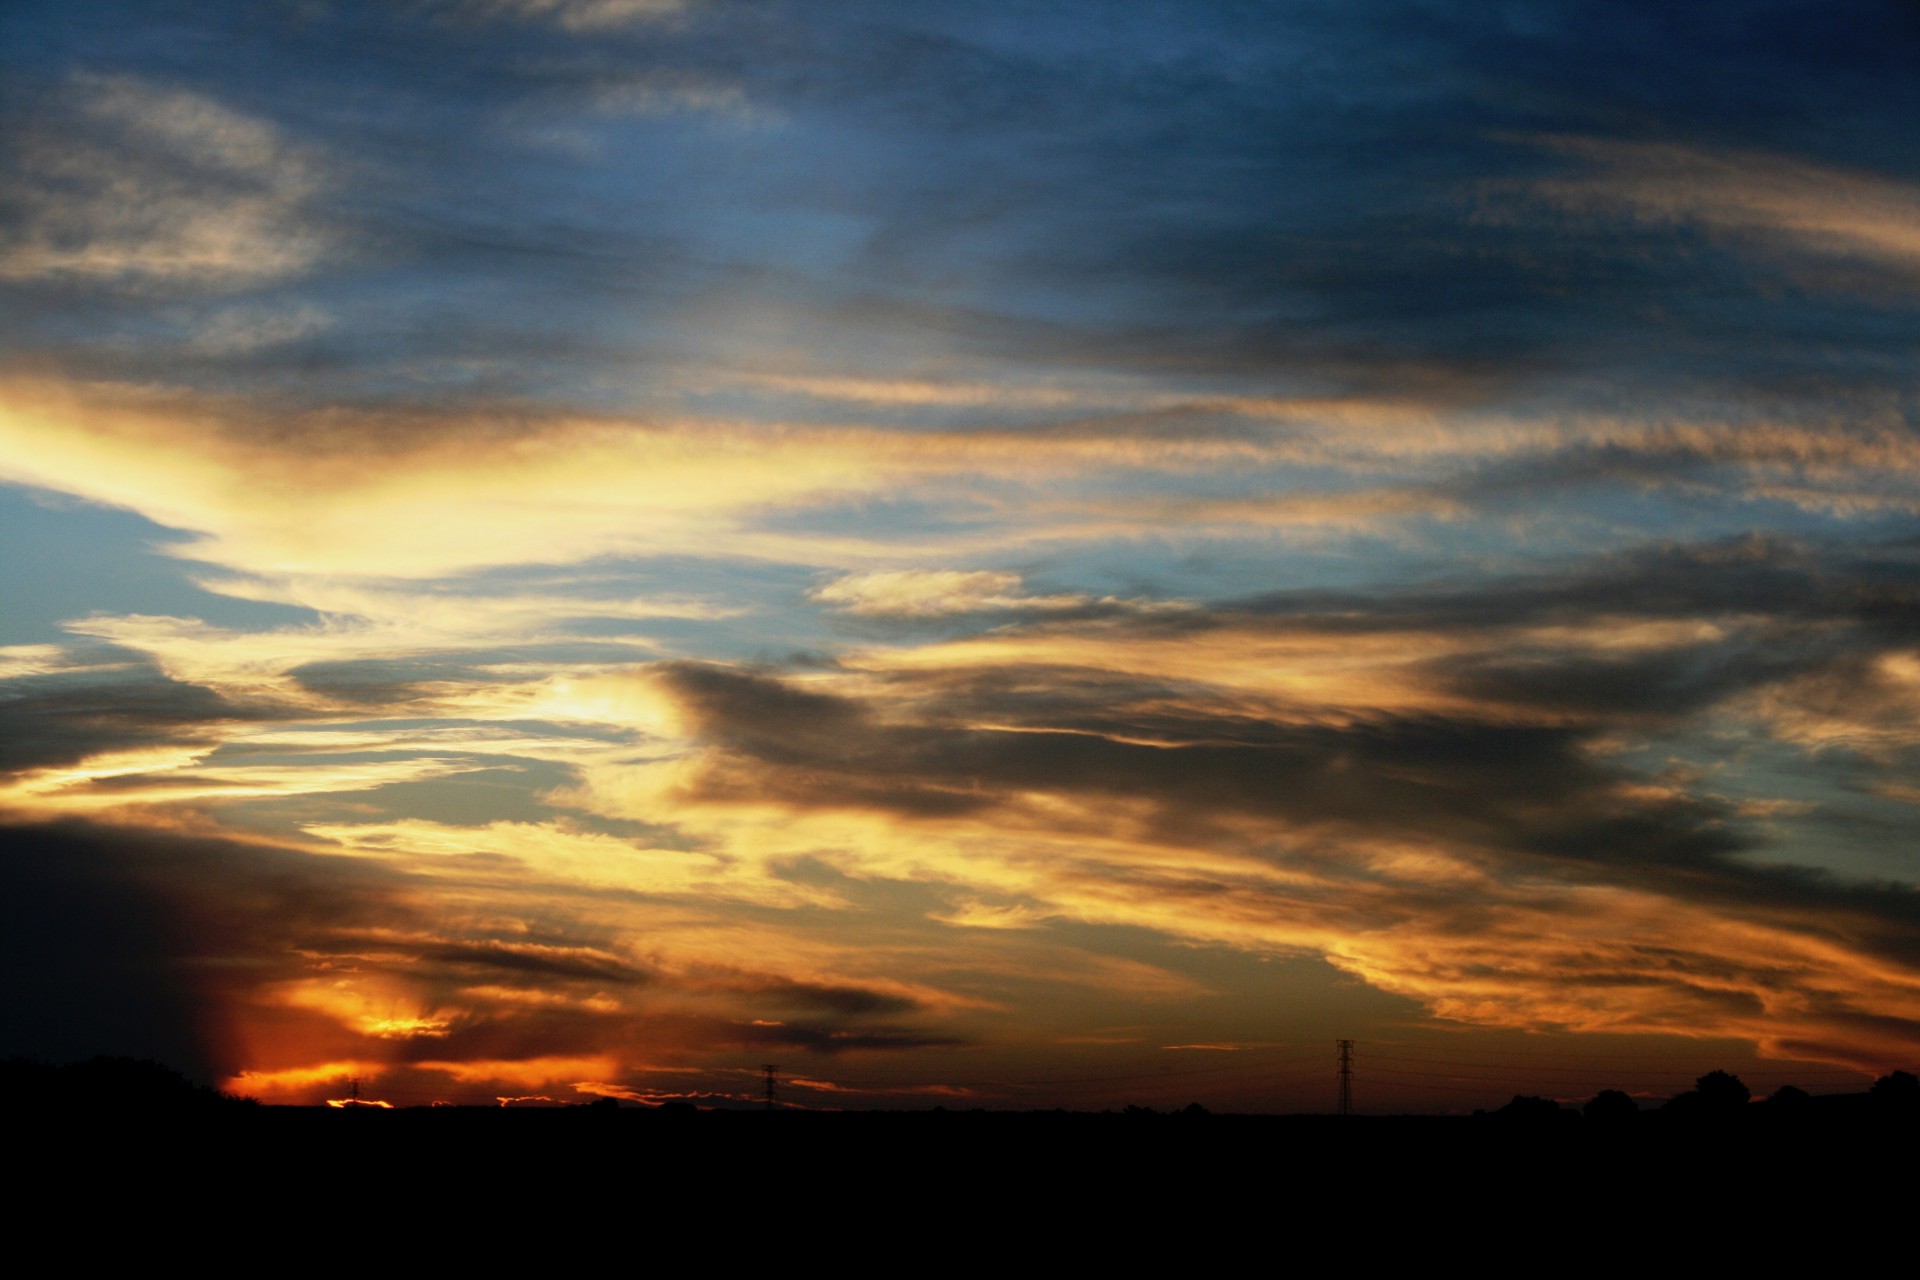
11, 1058, 1912, 1252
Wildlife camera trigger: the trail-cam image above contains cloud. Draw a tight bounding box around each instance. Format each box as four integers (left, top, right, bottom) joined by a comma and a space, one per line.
0, 76, 330, 290
717, 372, 1174, 412
56, 588, 717, 705
7, 374, 1915, 639
0, 671, 253, 776
304, 817, 838, 909
2, 749, 485, 818
1529, 137, 1920, 277
0, 818, 413, 1080
523, 535, 1920, 1071
1751, 650, 1920, 760
0, 636, 146, 683
0, 808, 987, 1101
186, 305, 333, 356
811, 570, 1092, 618
8, 0, 1920, 1105
0, 377, 1339, 585
585, 71, 757, 120
458, 0, 691, 32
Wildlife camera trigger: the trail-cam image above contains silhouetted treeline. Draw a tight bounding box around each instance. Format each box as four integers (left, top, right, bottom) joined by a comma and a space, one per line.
13, 1057, 1920, 1124
1, 1055, 255, 1113
10, 1058, 1917, 1240
12, 1058, 1917, 1135
1479, 1069, 1920, 1126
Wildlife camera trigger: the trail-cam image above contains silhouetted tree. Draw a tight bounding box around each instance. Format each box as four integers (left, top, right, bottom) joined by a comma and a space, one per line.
1694, 1070, 1750, 1110
1583, 1089, 1638, 1121
8, 1056, 251, 1114
1870, 1070, 1919, 1112
1495, 1094, 1566, 1122
1767, 1084, 1811, 1108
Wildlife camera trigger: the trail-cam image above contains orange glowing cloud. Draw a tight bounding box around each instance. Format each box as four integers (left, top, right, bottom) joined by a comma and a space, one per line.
1531, 137, 1920, 271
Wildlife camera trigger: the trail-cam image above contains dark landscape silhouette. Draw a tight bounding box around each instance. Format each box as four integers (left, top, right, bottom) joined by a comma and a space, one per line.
15, 1054, 1914, 1132
14, 1054, 1914, 1238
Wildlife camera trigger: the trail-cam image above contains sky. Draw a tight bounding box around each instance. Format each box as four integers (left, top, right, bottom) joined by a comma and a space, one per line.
5, 0, 1920, 1113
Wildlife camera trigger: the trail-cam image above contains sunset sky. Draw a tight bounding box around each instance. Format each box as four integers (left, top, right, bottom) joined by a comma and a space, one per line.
6, 0, 1920, 1112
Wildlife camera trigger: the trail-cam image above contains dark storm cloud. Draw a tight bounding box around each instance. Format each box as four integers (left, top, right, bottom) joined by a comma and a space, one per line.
0, 818, 414, 1080
0, 823, 217, 1076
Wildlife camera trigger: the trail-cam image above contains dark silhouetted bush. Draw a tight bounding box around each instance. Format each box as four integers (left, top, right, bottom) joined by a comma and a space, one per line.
1583, 1089, 1638, 1121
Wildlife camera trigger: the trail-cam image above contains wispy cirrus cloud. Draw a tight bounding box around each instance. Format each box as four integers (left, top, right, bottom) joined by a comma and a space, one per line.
1527, 137, 1920, 277
455, 0, 692, 32
0, 76, 331, 289
810, 570, 1094, 618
